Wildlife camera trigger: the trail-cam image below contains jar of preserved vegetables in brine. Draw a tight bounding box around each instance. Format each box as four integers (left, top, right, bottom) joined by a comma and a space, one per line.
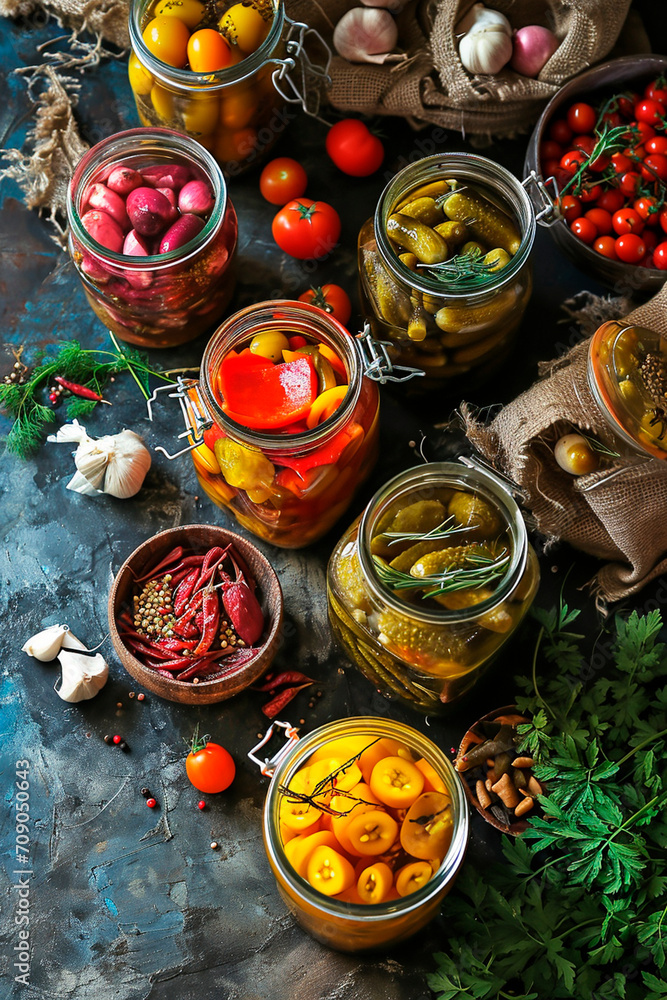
358, 154, 537, 391
67, 128, 237, 348
155, 300, 380, 548
258, 716, 468, 951
327, 463, 540, 711
128, 0, 330, 174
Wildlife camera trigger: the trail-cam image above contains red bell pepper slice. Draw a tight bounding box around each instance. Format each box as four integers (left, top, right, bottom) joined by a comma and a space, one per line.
273, 422, 363, 478
218, 354, 318, 429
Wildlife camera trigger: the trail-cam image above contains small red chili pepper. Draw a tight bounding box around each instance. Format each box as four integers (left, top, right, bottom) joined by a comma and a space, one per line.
174, 589, 205, 628
172, 619, 199, 640
134, 546, 185, 583
54, 376, 110, 403
193, 582, 220, 655
156, 636, 199, 654
261, 682, 313, 719
254, 671, 315, 692
218, 555, 264, 646
173, 568, 200, 616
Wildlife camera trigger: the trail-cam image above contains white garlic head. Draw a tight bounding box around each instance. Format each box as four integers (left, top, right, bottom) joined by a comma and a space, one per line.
47, 421, 151, 499
458, 4, 513, 75
22, 624, 69, 661
333, 7, 399, 64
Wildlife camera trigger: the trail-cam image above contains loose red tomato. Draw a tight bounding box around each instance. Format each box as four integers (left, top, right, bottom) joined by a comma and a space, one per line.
567, 102, 597, 134
634, 98, 666, 127
570, 217, 597, 244
187, 29, 232, 71
259, 157, 308, 205
641, 153, 667, 183
596, 188, 625, 214
325, 119, 384, 177
634, 195, 660, 225
186, 731, 236, 793
579, 183, 602, 204
540, 139, 562, 161
585, 207, 612, 235
272, 198, 341, 259
619, 171, 641, 197
615, 232, 646, 264
593, 236, 618, 260
645, 78, 667, 104
560, 149, 586, 174
558, 194, 582, 223
612, 208, 644, 235
653, 241, 667, 269
645, 135, 667, 155
549, 118, 573, 145
298, 284, 352, 325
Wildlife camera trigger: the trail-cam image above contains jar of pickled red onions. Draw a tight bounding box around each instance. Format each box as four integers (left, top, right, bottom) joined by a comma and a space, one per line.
256, 716, 468, 951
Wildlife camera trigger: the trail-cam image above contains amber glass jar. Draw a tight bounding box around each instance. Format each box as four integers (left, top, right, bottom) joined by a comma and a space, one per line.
327, 463, 539, 711
358, 154, 535, 391
174, 300, 380, 548
128, 0, 327, 174
66, 128, 237, 348
261, 716, 468, 952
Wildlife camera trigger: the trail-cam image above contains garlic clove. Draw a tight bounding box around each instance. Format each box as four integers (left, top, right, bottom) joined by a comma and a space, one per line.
22, 624, 69, 661
459, 23, 513, 74
101, 430, 152, 499
56, 648, 109, 702
333, 7, 399, 64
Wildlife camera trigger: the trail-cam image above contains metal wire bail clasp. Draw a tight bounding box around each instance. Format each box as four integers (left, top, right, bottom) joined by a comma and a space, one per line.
146, 377, 213, 460
270, 15, 332, 122
355, 322, 425, 384
522, 169, 560, 227
457, 453, 526, 502
248, 720, 300, 778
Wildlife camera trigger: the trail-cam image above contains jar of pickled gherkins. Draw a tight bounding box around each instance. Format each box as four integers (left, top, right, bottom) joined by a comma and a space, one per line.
256, 716, 468, 951
327, 463, 540, 711
128, 0, 330, 174
152, 300, 380, 547
66, 128, 237, 348
588, 320, 667, 461
358, 154, 537, 391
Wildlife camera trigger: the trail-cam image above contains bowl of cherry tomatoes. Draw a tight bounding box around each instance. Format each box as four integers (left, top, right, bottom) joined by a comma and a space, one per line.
524, 55, 667, 292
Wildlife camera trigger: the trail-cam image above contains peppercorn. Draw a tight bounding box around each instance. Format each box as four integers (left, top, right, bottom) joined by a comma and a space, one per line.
119, 741, 129, 751
103, 735, 113, 744
141, 787, 151, 797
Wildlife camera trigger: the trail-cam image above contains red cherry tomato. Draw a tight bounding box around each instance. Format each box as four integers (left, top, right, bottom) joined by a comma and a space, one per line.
259, 158, 308, 205
570, 217, 597, 244
573, 134, 596, 155
186, 29, 232, 72
611, 151, 633, 175
641, 153, 667, 183
643, 229, 659, 251
634, 195, 660, 225
542, 158, 563, 179
585, 208, 612, 235
615, 233, 646, 264
558, 194, 582, 223
549, 118, 573, 145
653, 241, 667, 270
560, 150, 586, 174
601, 110, 623, 128
593, 236, 618, 260
272, 198, 341, 259
628, 120, 657, 144
617, 94, 638, 119
325, 119, 384, 177
634, 98, 666, 127
619, 171, 641, 197
540, 140, 562, 162
645, 135, 667, 155
186, 735, 235, 794
659, 207, 667, 234
645, 79, 667, 104
612, 208, 644, 235
567, 102, 597, 134
579, 184, 602, 204
298, 284, 352, 325
596, 188, 625, 214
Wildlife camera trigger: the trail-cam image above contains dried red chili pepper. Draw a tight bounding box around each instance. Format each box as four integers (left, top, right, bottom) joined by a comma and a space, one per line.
254, 671, 314, 692
261, 682, 313, 718
54, 376, 108, 402
133, 546, 184, 583
193, 582, 220, 655
173, 568, 199, 617
219, 555, 264, 645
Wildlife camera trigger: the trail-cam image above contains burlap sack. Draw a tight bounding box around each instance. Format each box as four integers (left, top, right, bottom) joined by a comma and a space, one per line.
462, 282, 667, 604
285, 0, 633, 136
0, 0, 129, 48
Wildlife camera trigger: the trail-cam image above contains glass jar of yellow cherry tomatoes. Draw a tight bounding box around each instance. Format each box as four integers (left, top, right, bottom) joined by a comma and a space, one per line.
256, 716, 468, 951
327, 462, 540, 711
128, 0, 330, 174
358, 153, 538, 392
153, 300, 380, 548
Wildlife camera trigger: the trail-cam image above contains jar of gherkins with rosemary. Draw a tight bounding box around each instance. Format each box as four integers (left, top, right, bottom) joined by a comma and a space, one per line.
357, 154, 537, 392
327, 463, 540, 712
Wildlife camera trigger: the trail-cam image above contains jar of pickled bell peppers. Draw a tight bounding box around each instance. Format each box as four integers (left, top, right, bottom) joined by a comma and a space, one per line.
128, 0, 330, 174
256, 716, 468, 951
66, 128, 237, 348
358, 154, 537, 391
327, 463, 540, 711
154, 300, 380, 548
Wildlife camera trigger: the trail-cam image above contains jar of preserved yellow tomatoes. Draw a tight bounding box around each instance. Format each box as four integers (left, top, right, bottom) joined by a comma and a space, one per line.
66, 127, 237, 348
254, 716, 468, 951
358, 153, 539, 391
128, 0, 330, 174
327, 462, 540, 711
151, 300, 380, 548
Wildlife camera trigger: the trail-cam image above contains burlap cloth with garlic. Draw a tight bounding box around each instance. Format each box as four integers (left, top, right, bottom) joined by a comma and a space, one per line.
462, 282, 667, 604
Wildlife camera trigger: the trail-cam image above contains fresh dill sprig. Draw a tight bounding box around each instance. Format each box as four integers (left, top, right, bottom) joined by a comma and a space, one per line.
373, 548, 510, 598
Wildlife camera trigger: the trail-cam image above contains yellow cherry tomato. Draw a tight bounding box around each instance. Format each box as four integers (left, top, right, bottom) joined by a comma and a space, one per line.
400, 791, 452, 860
346, 809, 399, 856
150, 82, 176, 121
128, 53, 153, 95
154, 0, 205, 29
220, 87, 258, 129
370, 756, 425, 809
182, 94, 220, 135
249, 330, 289, 362
306, 845, 355, 896
395, 861, 433, 897
219, 3, 269, 54
284, 830, 339, 878
187, 29, 233, 72
215, 126, 258, 165
356, 862, 393, 904
142, 15, 190, 68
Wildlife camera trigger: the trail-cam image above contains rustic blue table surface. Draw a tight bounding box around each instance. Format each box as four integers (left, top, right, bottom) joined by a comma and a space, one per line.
1, 9, 666, 1000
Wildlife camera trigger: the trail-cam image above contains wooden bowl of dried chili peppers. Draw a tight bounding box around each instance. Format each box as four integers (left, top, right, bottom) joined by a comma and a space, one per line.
108, 524, 283, 704
454, 705, 545, 836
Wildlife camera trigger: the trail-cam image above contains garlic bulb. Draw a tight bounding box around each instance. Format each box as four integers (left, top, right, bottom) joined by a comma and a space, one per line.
22, 624, 69, 661
458, 4, 513, 75
334, 7, 399, 64
48, 420, 151, 499
56, 647, 109, 703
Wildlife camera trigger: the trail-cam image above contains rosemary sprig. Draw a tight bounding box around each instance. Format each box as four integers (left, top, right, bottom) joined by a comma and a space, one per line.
383, 515, 470, 547
558, 123, 637, 201
373, 549, 510, 598
418, 248, 497, 288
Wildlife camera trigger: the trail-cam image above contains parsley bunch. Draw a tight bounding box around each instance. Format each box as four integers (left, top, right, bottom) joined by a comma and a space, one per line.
429, 603, 667, 1000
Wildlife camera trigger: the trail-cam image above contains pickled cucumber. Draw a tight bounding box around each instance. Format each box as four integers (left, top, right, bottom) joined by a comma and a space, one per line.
386, 214, 449, 265
389, 539, 455, 574
435, 588, 513, 633
447, 491, 502, 536
442, 190, 521, 255
395, 179, 450, 210
435, 288, 515, 335
399, 197, 443, 227
389, 500, 447, 535
409, 543, 492, 579
433, 221, 467, 246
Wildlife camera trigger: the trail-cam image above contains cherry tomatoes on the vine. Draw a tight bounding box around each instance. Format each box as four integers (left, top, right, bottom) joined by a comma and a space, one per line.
298, 284, 352, 325
540, 139, 562, 162
561, 150, 586, 174
259, 157, 308, 205
619, 171, 641, 197
634, 195, 660, 224
593, 236, 618, 260
186, 731, 236, 794
596, 188, 625, 214
641, 153, 667, 183
567, 102, 597, 134
549, 118, 573, 145
571, 217, 597, 244
325, 119, 384, 177
615, 233, 646, 264
585, 208, 612, 235
645, 78, 667, 104
645, 135, 667, 155
558, 194, 582, 223
579, 183, 602, 203
634, 98, 666, 127
612, 208, 643, 236
272, 198, 341, 259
